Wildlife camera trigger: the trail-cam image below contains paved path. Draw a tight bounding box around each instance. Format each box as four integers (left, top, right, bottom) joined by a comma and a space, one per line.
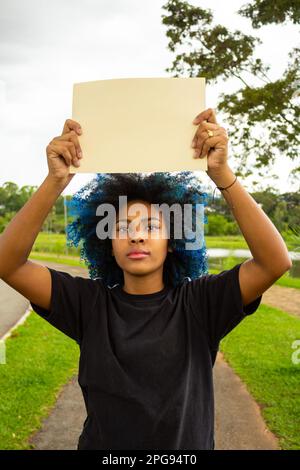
213, 352, 279, 449
2, 259, 294, 450
28, 351, 280, 450
0, 279, 29, 338
0, 261, 89, 340
261, 284, 299, 317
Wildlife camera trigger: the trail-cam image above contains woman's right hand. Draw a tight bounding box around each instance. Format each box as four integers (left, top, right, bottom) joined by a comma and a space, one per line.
46, 119, 83, 186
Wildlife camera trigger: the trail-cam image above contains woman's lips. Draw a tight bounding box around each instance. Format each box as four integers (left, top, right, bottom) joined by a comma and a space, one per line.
127, 253, 150, 259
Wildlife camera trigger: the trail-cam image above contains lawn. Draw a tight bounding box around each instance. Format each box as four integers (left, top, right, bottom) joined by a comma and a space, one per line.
1, 303, 299, 450
29, 237, 300, 289
0, 313, 79, 450
33, 232, 298, 253
29, 251, 86, 267
220, 304, 300, 450
208, 267, 300, 289
32, 232, 80, 256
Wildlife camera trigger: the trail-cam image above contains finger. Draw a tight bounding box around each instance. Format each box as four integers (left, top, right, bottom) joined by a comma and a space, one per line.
52, 142, 73, 166
194, 130, 225, 158
195, 133, 228, 159
54, 131, 82, 159
201, 133, 228, 158
194, 130, 211, 155
53, 142, 80, 167
194, 128, 222, 156
68, 130, 83, 159
191, 122, 219, 148
62, 119, 82, 136
65, 141, 79, 164
193, 108, 218, 126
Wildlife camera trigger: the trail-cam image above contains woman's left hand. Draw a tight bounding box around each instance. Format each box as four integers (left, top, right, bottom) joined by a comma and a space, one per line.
191, 108, 230, 174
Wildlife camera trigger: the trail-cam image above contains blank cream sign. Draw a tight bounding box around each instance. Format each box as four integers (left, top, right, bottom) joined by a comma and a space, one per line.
71, 77, 206, 173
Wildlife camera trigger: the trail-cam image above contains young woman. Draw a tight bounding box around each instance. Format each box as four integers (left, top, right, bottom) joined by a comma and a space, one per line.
0, 108, 291, 450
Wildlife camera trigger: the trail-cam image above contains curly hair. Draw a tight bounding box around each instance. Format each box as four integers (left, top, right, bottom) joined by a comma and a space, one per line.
66, 171, 210, 288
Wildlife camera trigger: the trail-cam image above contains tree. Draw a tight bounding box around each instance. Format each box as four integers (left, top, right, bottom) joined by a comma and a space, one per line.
238, 0, 300, 27
161, 0, 300, 188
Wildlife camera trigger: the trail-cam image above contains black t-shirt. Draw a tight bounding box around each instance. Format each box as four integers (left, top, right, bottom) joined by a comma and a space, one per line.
30, 262, 262, 450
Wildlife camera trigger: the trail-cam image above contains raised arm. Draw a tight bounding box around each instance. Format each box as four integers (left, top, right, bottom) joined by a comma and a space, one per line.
192, 108, 292, 306
0, 119, 83, 310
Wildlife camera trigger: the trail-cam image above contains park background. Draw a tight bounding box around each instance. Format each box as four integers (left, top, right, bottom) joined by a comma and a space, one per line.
0, 0, 299, 450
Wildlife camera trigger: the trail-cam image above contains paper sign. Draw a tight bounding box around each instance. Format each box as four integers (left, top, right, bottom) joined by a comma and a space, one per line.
71, 77, 207, 173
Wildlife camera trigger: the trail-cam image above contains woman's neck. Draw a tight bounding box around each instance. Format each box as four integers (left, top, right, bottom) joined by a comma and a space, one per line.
122, 270, 164, 295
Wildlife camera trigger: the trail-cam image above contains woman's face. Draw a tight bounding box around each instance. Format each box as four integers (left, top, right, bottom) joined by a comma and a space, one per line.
111, 199, 172, 278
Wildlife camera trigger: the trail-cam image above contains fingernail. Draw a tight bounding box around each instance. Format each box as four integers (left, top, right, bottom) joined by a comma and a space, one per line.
77, 128, 82, 135
193, 150, 198, 158
78, 151, 82, 158
193, 118, 198, 124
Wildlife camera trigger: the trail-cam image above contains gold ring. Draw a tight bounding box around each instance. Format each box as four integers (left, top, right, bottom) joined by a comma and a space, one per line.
207, 129, 214, 137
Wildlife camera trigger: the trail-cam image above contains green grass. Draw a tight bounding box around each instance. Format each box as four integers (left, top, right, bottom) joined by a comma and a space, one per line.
205, 235, 298, 252
270, 274, 300, 289
34, 232, 297, 254
32, 232, 80, 256
1, 305, 299, 449
29, 252, 300, 290
29, 233, 300, 289
208, 268, 300, 289
0, 312, 79, 450
205, 235, 249, 250
29, 251, 86, 267
220, 304, 300, 450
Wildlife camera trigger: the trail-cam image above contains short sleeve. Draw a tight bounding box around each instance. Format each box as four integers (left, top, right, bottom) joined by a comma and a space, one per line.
30, 267, 101, 345
188, 262, 262, 350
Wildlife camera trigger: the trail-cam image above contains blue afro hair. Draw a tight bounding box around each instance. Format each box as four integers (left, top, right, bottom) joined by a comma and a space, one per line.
66, 171, 211, 288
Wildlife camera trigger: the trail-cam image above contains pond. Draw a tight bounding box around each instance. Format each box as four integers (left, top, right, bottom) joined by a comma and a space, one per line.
207, 249, 300, 278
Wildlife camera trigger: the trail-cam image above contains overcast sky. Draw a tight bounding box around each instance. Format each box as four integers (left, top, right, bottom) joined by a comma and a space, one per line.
0, 0, 299, 195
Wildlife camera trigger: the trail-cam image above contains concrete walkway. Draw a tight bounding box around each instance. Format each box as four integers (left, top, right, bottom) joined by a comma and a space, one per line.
0, 279, 29, 338
260, 284, 300, 317
28, 351, 280, 450
1, 259, 290, 450
214, 352, 279, 449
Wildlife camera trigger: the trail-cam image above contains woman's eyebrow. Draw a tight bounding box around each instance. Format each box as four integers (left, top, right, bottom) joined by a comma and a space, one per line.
116, 217, 161, 223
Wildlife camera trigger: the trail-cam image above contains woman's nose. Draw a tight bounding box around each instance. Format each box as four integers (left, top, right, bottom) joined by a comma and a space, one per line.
129, 230, 145, 241
128, 223, 145, 238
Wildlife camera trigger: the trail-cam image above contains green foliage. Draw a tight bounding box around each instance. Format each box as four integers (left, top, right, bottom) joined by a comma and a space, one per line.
204, 213, 240, 235
0, 180, 298, 239
161, 0, 300, 188
0, 211, 15, 233
238, 0, 300, 27
0, 182, 36, 215
0, 182, 73, 234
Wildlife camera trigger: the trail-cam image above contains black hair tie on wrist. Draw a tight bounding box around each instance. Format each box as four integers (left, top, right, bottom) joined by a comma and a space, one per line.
211, 175, 237, 210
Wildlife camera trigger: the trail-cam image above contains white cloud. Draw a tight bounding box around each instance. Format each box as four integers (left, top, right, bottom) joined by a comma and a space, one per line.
0, 0, 298, 195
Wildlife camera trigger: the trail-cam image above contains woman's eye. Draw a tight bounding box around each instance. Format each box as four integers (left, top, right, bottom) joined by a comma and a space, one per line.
148, 225, 160, 231
117, 226, 128, 233
117, 224, 160, 233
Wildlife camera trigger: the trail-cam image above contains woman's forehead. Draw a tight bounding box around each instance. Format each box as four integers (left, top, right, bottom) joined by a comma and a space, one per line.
117, 200, 162, 221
